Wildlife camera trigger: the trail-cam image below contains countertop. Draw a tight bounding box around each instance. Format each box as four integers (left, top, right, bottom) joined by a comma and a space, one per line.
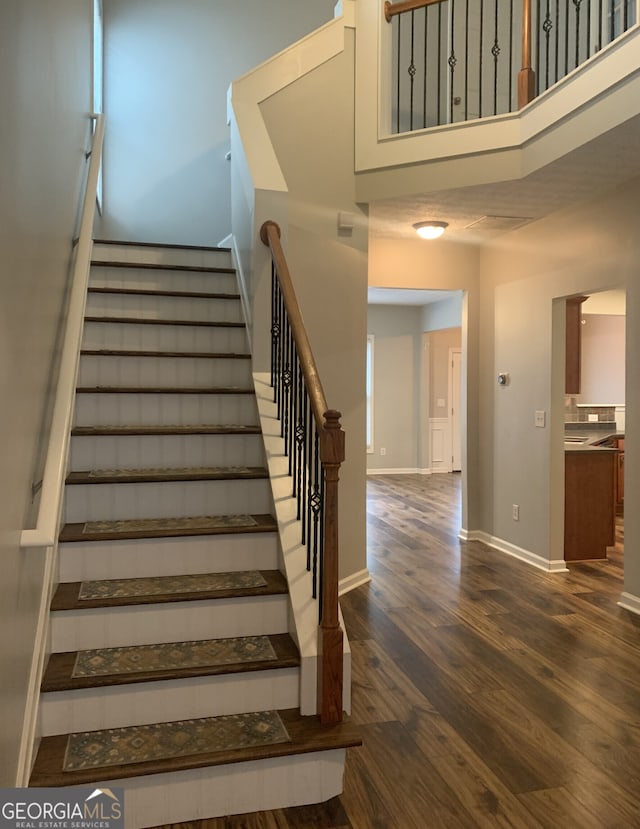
564, 425, 624, 452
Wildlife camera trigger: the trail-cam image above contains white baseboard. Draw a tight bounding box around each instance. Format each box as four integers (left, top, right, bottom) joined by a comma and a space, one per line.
618, 592, 640, 616
366, 467, 420, 475
462, 530, 569, 573
339, 568, 371, 595
16, 544, 57, 786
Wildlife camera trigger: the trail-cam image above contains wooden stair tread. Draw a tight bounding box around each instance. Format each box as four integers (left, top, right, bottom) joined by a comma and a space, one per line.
41, 633, 300, 692
71, 424, 261, 436
91, 259, 235, 274
66, 466, 268, 484
75, 385, 255, 394
83, 315, 245, 328
93, 239, 231, 253
88, 286, 240, 300
29, 708, 362, 787
80, 348, 250, 359
59, 512, 277, 542
51, 568, 288, 610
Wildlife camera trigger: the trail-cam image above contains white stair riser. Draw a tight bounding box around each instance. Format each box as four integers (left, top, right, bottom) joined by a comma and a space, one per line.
90, 265, 237, 294
73, 392, 259, 427
64, 477, 273, 522
87, 752, 347, 828
78, 355, 252, 389
41, 669, 299, 735
69, 432, 265, 471
51, 595, 289, 651
92, 245, 233, 270
85, 292, 243, 323
81, 320, 249, 353
58, 533, 281, 582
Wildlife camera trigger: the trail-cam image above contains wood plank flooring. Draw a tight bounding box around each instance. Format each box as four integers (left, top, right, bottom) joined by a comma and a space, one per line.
150, 473, 639, 829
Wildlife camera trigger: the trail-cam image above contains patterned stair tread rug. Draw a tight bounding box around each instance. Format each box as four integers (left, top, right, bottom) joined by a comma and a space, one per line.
72, 635, 278, 677
78, 570, 267, 600
63, 711, 291, 771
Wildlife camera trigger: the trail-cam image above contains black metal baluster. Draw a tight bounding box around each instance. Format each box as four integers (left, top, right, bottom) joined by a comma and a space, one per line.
289, 347, 298, 483
465, 0, 470, 120
277, 289, 285, 420
574, 0, 582, 68
492, 0, 500, 115
396, 15, 401, 133
437, 2, 442, 124
509, 0, 515, 112
310, 430, 322, 599
318, 465, 326, 619
409, 10, 416, 131
597, 0, 603, 50
609, 0, 615, 41
543, 0, 553, 91
586, 0, 592, 57
281, 316, 291, 445
448, 0, 457, 123
423, 6, 428, 128
555, 0, 560, 83
305, 395, 314, 567
295, 367, 305, 516
565, 0, 570, 76
479, 0, 484, 117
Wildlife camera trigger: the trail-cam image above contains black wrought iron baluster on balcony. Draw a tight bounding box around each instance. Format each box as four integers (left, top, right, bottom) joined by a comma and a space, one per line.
491, 0, 500, 115
448, 0, 457, 123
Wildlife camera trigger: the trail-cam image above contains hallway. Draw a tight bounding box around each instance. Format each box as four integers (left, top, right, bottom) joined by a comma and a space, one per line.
155, 473, 640, 828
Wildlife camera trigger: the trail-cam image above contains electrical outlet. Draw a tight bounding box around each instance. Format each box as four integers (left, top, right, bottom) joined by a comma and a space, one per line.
380, 447, 386, 456
535, 410, 546, 428
512, 504, 520, 521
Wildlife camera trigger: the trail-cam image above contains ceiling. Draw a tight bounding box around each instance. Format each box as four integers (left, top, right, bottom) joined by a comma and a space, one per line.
368, 287, 459, 306
367, 113, 640, 243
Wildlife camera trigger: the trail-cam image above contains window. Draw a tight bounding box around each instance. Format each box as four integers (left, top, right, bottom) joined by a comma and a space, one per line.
366, 335, 374, 453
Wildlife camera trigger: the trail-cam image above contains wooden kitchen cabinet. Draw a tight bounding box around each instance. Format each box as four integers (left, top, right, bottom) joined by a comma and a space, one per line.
616, 438, 625, 509
565, 296, 588, 394
565, 448, 616, 560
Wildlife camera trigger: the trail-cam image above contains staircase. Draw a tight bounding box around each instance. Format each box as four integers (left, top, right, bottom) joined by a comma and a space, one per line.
28, 241, 359, 826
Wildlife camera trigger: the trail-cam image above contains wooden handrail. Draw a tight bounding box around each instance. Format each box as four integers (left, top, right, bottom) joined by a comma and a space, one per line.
260, 221, 328, 427
384, 0, 446, 23
260, 220, 345, 724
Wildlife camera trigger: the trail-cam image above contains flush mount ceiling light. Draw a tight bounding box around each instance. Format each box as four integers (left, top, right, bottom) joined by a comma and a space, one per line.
413, 220, 448, 240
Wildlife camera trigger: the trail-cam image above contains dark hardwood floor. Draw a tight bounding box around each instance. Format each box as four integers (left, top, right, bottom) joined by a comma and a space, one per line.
153, 473, 639, 828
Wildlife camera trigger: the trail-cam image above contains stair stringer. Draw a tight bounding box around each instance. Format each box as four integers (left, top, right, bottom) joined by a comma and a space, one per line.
253, 372, 352, 717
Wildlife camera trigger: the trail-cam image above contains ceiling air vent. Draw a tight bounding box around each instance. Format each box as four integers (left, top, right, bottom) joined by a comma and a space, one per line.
464, 215, 532, 232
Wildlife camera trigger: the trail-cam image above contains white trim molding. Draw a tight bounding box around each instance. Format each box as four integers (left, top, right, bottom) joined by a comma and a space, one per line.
461, 530, 569, 573
367, 467, 427, 475
429, 417, 451, 473
339, 568, 371, 596
618, 592, 640, 616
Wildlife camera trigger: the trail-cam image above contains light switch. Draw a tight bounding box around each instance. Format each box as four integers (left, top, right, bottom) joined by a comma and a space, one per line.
535, 410, 546, 428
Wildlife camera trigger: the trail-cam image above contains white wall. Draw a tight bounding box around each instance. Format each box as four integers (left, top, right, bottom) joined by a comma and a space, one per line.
99, 0, 337, 245
0, 0, 92, 784
480, 175, 640, 589
258, 31, 368, 585
581, 314, 626, 405
367, 306, 423, 471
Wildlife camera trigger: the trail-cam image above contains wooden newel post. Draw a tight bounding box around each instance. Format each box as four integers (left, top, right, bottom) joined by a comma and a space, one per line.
518, 0, 536, 108
318, 409, 345, 724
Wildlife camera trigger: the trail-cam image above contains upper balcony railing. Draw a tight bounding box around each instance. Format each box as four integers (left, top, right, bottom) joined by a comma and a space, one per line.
384, 0, 637, 133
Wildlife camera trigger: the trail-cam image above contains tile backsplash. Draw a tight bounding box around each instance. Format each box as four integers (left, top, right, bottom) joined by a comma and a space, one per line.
564, 397, 615, 423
